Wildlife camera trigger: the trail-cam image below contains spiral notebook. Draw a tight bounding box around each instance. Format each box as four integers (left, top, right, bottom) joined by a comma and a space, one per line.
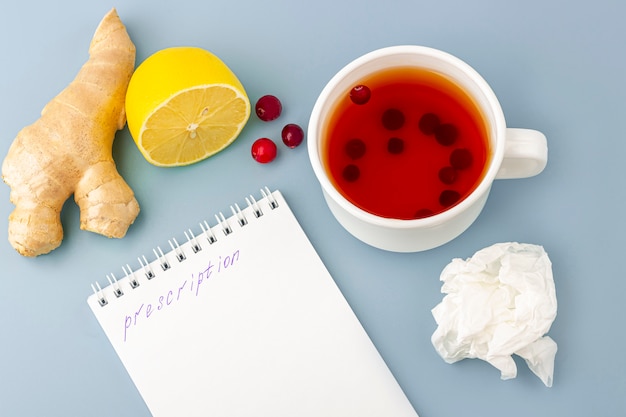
88, 187, 418, 417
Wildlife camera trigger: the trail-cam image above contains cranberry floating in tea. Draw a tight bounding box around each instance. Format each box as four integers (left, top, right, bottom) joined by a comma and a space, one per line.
450, 148, 473, 170
387, 137, 404, 154
345, 138, 366, 160
342, 164, 360, 182
438, 166, 457, 185
349, 85, 371, 105
439, 190, 461, 207
434, 123, 458, 146
418, 112, 440, 135
381, 108, 405, 130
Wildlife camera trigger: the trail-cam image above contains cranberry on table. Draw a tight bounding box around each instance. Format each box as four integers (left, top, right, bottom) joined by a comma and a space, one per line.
255, 95, 282, 122
251, 138, 277, 163
281, 123, 304, 148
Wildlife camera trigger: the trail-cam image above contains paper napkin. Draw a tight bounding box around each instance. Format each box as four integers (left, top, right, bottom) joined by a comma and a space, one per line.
431, 242, 557, 387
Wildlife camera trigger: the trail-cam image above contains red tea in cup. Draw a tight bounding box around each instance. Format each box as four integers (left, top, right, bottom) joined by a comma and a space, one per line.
309, 46, 547, 252
323, 66, 491, 220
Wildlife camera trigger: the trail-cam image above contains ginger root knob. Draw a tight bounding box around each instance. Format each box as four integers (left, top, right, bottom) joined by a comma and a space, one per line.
1, 9, 140, 257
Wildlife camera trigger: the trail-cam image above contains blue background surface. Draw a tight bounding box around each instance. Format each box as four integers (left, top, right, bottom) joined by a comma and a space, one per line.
1, 1, 624, 416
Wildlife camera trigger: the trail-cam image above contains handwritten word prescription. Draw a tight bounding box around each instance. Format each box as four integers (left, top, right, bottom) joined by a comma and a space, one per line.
123, 249, 241, 342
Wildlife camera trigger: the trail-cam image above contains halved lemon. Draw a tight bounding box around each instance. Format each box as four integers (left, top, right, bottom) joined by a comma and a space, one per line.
125, 47, 250, 167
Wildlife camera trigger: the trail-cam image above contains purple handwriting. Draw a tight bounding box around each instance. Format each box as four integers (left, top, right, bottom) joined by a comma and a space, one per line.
123, 249, 241, 342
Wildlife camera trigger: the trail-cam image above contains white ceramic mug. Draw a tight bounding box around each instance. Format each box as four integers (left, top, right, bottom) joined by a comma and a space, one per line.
307, 45, 548, 252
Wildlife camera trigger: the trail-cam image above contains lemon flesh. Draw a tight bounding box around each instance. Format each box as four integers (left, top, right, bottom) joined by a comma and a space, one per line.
125, 47, 250, 167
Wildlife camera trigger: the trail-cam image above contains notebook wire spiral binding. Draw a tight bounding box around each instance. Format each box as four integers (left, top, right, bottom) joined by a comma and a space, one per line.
90, 186, 279, 308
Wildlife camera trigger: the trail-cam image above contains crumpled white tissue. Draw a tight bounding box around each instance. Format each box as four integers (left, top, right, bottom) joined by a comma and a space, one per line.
431, 242, 557, 387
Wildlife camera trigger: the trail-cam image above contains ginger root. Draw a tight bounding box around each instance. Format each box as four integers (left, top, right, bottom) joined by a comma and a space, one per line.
1, 9, 140, 257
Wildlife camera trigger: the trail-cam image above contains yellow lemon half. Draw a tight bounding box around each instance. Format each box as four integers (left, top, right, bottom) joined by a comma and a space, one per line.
125, 47, 250, 167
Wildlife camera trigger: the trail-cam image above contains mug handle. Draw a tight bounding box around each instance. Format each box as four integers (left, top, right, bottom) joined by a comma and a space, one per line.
496, 128, 548, 179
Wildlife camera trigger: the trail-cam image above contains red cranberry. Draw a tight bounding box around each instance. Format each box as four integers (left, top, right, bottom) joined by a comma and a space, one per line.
342, 164, 360, 182
349, 85, 371, 105
345, 138, 366, 160
438, 166, 457, 184
450, 148, 473, 169
439, 190, 461, 207
434, 123, 458, 146
382, 108, 405, 130
251, 138, 277, 163
419, 113, 440, 135
415, 208, 434, 219
387, 137, 404, 154
281, 123, 304, 148
255, 95, 282, 122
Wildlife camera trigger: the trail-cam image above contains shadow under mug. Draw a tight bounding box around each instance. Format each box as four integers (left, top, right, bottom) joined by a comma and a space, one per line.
307, 45, 547, 252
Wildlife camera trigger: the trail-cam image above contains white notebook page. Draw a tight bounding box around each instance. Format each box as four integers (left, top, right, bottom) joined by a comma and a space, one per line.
88, 189, 418, 417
